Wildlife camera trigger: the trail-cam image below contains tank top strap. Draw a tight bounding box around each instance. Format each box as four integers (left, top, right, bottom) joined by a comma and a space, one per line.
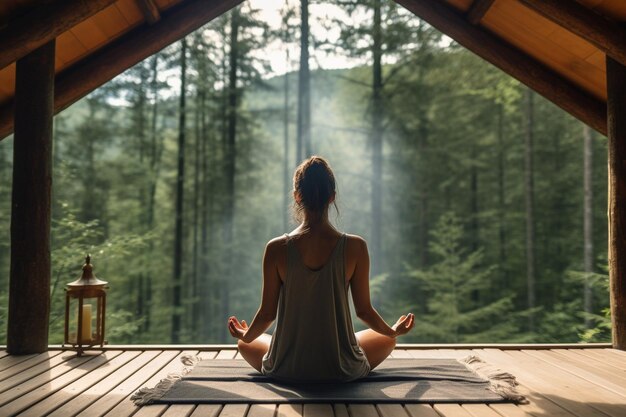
333, 233, 347, 280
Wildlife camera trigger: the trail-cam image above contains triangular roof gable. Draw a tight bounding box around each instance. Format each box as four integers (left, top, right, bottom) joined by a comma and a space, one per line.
1, 0, 624, 139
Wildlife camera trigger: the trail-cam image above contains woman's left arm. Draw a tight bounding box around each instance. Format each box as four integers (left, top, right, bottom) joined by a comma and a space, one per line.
228, 239, 282, 343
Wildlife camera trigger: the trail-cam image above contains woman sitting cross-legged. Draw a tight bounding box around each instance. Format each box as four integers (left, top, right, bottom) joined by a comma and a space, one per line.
227, 155, 414, 383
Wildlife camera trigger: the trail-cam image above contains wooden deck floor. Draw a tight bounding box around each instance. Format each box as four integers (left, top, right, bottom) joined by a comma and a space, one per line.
0, 344, 624, 417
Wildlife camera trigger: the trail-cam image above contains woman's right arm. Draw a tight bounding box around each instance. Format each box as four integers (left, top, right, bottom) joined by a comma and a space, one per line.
350, 237, 413, 337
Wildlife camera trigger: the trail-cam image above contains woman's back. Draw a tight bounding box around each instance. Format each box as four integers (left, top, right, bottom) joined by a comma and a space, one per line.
229, 155, 413, 379
260, 231, 371, 382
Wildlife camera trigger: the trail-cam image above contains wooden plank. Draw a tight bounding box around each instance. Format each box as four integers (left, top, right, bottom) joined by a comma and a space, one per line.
483, 3, 606, 100
161, 404, 196, 417
519, 0, 626, 68
390, 349, 413, 358
0, 350, 9, 359
0, 353, 96, 406
47, 350, 161, 416
347, 405, 378, 417
78, 350, 180, 417
218, 404, 249, 417
0, 350, 122, 415
553, 349, 626, 378
522, 349, 626, 395
407, 348, 473, 359
466, 0, 495, 24
607, 55, 626, 350
0, 351, 61, 380
17, 343, 611, 351
333, 404, 349, 417
480, 349, 625, 417
463, 404, 502, 417
277, 404, 304, 417
0, 0, 244, 140
0, 0, 116, 70
489, 403, 535, 417
476, 349, 595, 417
19, 350, 142, 416
7, 40, 55, 355
304, 404, 334, 417
433, 404, 472, 417
574, 348, 626, 370
393, 0, 607, 135
404, 404, 439, 417
378, 404, 410, 417
0, 353, 38, 372
190, 404, 222, 417
248, 404, 276, 417
0, 351, 66, 393
103, 350, 200, 417
215, 349, 238, 359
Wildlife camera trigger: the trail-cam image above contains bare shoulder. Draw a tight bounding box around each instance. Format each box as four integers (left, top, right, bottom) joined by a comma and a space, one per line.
265, 235, 289, 256
345, 233, 368, 254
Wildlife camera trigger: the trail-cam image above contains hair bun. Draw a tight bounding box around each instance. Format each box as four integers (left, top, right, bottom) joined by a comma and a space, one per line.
292, 156, 337, 221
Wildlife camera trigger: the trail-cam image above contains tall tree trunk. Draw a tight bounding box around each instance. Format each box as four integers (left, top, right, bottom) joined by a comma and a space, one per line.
284, 49, 291, 231
191, 85, 202, 335
136, 66, 148, 331
371, 0, 383, 280
222, 9, 240, 342
470, 145, 479, 252
199, 89, 212, 341
296, 0, 311, 162
144, 54, 161, 332
497, 104, 507, 289
416, 21, 429, 268
583, 123, 594, 328
171, 38, 187, 344
524, 88, 536, 333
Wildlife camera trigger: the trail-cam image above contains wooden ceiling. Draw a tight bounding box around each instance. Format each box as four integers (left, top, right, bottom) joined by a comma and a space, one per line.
1, 0, 626, 138
0, 0, 183, 104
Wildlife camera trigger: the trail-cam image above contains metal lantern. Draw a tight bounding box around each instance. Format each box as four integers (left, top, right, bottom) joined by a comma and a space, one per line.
64, 255, 108, 355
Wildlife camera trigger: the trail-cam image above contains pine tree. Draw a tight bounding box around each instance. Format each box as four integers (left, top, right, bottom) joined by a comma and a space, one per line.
405, 212, 521, 343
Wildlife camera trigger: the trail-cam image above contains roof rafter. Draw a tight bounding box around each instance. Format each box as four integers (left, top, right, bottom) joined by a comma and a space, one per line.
135, 0, 161, 24
394, 0, 607, 135
519, 0, 626, 69
0, 0, 243, 140
466, 0, 495, 25
0, 0, 117, 70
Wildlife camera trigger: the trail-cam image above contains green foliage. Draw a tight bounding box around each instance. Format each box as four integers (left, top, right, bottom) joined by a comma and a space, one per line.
0, 3, 612, 345
400, 212, 524, 343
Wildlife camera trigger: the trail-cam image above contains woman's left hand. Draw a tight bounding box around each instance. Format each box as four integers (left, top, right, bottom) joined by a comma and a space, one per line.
227, 316, 248, 340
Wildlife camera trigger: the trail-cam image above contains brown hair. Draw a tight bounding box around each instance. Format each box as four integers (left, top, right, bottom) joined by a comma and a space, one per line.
292, 156, 339, 223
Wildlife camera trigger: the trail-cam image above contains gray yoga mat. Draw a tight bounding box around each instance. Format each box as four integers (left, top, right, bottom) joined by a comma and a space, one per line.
149, 358, 516, 404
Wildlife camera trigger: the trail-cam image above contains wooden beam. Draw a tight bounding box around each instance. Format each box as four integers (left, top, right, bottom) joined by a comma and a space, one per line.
135, 0, 161, 24
0, 0, 242, 140
466, 0, 495, 25
393, 0, 607, 135
519, 0, 626, 69
7, 41, 55, 355
0, 0, 116, 70
607, 55, 626, 351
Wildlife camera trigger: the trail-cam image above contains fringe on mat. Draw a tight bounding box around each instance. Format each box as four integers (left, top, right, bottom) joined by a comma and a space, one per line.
459, 355, 528, 404
130, 354, 201, 406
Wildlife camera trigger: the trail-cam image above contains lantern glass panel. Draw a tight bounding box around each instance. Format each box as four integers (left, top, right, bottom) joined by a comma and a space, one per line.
67, 294, 101, 344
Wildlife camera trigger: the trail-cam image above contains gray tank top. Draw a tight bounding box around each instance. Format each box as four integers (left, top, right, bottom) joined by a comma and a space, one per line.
261, 232, 371, 382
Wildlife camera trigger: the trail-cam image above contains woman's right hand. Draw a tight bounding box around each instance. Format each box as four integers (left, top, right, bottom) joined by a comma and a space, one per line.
391, 313, 415, 337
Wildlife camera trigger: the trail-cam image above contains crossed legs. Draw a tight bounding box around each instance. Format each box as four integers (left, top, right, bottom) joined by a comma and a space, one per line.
237, 329, 395, 373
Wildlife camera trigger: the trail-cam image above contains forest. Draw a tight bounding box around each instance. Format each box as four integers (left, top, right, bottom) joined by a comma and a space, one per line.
0, 0, 611, 345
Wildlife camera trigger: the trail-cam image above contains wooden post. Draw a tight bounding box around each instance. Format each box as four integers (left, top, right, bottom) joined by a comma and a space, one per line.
7, 40, 55, 354
607, 56, 626, 350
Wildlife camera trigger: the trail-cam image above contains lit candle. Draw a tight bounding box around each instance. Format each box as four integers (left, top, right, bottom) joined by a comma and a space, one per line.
81, 304, 92, 343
